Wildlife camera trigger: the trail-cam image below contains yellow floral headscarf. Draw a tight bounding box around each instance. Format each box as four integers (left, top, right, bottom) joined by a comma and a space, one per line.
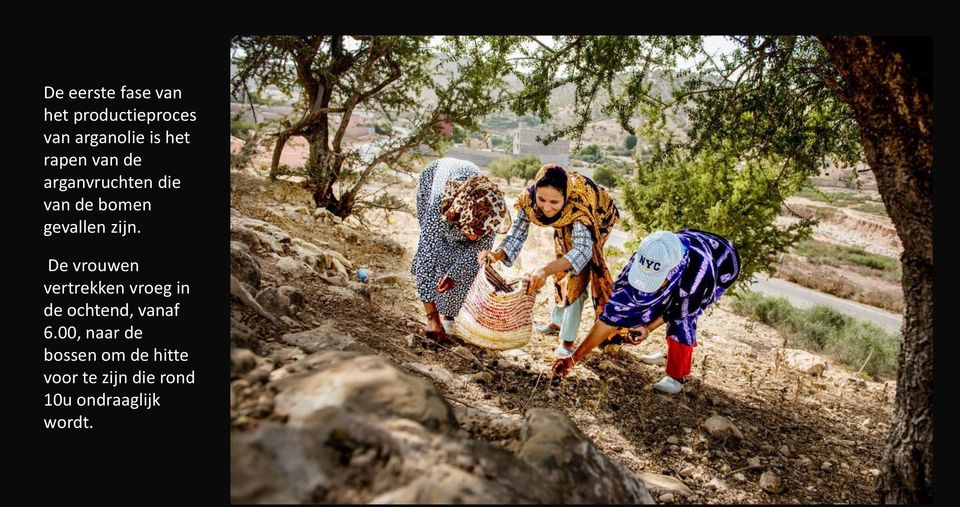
515, 164, 620, 313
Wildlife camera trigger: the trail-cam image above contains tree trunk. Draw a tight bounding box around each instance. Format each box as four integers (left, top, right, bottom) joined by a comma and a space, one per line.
304, 130, 336, 211
819, 36, 933, 504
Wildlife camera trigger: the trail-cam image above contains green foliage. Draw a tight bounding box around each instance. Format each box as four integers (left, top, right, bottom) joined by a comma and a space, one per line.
483, 115, 520, 130
506, 35, 867, 292
605, 145, 634, 157
593, 165, 618, 188
487, 155, 542, 186
624, 134, 638, 150
231, 35, 522, 217
230, 116, 257, 141
452, 126, 467, 144
490, 135, 509, 150
374, 119, 393, 136
488, 157, 515, 185
793, 239, 901, 282
622, 147, 815, 289
231, 132, 261, 171
572, 143, 603, 164
729, 292, 900, 378
794, 186, 888, 217
514, 155, 542, 185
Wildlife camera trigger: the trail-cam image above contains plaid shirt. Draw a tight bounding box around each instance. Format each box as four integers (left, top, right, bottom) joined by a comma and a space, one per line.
497, 208, 593, 275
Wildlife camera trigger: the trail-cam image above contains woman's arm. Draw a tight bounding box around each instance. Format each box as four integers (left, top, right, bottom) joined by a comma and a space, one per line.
552, 320, 618, 376
526, 222, 592, 294
479, 208, 530, 266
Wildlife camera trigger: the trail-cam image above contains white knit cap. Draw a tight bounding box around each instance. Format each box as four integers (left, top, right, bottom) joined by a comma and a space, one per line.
627, 231, 684, 292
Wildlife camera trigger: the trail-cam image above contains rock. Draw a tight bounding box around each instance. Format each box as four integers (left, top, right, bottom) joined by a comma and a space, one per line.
469, 372, 494, 384
760, 471, 784, 494
255, 286, 305, 317
780, 348, 827, 376
658, 492, 675, 503
322, 285, 366, 304
779, 445, 792, 457
245, 356, 275, 384
404, 362, 463, 388
346, 281, 371, 300
681, 446, 694, 456
230, 317, 258, 348
279, 316, 300, 328
798, 456, 813, 467
868, 468, 881, 477
405, 333, 417, 347
369, 237, 405, 255
231, 275, 281, 325
343, 215, 363, 229
372, 438, 570, 504
451, 346, 477, 363
337, 225, 362, 245
279, 324, 373, 355
761, 443, 776, 454
258, 342, 305, 366
314, 208, 342, 224
707, 477, 728, 490
278, 286, 305, 307
821, 460, 833, 470
230, 241, 261, 290
518, 409, 655, 504
666, 436, 679, 445
319, 274, 348, 287
454, 405, 522, 442
275, 257, 315, 278
702, 415, 744, 441
545, 390, 556, 400
733, 472, 747, 482
230, 213, 292, 253
637, 473, 693, 498
373, 273, 403, 286
748, 456, 762, 468
273, 352, 457, 432
231, 348, 258, 378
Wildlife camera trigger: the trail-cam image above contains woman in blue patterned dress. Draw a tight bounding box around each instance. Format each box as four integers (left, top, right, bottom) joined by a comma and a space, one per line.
412, 158, 508, 343
551, 229, 741, 394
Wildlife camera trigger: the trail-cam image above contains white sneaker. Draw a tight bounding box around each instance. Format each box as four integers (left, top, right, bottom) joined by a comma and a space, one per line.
554, 343, 575, 358
653, 375, 683, 394
639, 351, 666, 366
441, 318, 455, 335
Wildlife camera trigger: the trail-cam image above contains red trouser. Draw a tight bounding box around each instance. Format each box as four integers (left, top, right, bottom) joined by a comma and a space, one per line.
665, 337, 694, 380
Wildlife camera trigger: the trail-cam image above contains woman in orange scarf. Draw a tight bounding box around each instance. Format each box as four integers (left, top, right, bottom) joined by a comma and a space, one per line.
479, 164, 620, 357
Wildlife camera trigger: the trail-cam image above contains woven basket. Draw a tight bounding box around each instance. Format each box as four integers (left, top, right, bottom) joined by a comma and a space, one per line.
458, 264, 536, 350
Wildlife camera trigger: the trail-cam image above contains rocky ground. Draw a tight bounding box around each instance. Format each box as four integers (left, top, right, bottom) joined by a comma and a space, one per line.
228, 164, 895, 504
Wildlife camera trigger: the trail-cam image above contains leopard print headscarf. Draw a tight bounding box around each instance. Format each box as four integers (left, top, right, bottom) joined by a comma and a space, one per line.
439, 175, 508, 238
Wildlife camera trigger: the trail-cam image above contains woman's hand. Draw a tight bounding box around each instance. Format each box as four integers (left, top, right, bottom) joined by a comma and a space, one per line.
477, 249, 503, 267
552, 356, 575, 377
625, 324, 650, 345
436, 276, 455, 294
525, 267, 548, 295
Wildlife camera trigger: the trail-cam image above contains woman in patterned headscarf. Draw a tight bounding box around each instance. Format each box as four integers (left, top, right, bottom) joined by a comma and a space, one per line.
478, 164, 619, 358
412, 158, 509, 343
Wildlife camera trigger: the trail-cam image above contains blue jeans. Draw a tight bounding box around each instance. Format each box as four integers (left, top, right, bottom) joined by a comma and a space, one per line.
550, 292, 587, 345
